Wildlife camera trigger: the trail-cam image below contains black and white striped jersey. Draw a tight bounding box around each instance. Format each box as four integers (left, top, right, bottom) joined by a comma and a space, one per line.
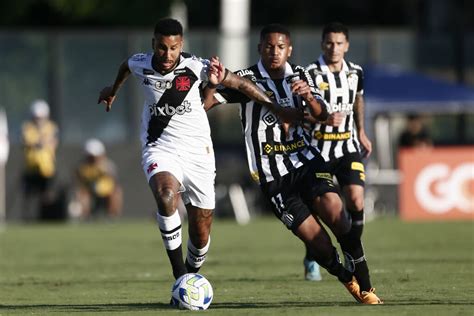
214, 60, 321, 185
306, 55, 364, 162
128, 52, 212, 155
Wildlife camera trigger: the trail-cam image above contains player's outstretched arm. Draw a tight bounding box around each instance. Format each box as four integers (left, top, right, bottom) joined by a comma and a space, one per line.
224, 70, 303, 123
97, 60, 131, 112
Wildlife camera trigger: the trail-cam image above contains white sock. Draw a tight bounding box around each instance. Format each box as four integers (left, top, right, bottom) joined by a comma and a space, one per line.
156, 211, 182, 250
186, 237, 211, 269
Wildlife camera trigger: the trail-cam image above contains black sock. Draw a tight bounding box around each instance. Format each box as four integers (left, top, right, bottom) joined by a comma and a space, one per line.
304, 244, 314, 261
338, 232, 372, 291
185, 259, 200, 274
349, 209, 364, 239
317, 247, 352, 283
354, 259, 371, 292
166, 246, 187, 279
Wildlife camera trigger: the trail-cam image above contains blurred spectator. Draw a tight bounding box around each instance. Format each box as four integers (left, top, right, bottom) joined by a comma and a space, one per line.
21, 99, 59, 220
70, 138, 122, 220
398, 113, 433, 148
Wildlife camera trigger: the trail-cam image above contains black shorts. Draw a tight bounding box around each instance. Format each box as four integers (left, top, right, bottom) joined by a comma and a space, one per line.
260, 155, 338, 232
327, 152, 365, 187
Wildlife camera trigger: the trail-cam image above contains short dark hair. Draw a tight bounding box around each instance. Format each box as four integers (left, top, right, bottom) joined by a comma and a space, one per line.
154, 18, 183, 36
322, 22, 349, 41
260, 24, 291, 41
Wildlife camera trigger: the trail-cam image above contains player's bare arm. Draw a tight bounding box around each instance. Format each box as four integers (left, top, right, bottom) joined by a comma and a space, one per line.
208, 57, 303, 123
290, 79, 330, 122
353, 93, 372, 157
97, 60, 131, 112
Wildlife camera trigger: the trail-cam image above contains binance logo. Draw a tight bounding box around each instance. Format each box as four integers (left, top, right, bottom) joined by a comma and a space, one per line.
314, 131, 351, 141
261, 138, 306, 155
264, 144, 273, 154
318, 82, 329, 90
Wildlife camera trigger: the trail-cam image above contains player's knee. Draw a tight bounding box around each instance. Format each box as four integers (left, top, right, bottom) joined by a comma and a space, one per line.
321, 192, 343, 213
347, 194, 364, 212
155, 187, 176, 213
317, 193, 350, 236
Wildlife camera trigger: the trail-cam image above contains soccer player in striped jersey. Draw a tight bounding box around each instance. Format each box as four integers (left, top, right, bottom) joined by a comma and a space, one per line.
304, 22, 381, 303
97, 18, 282, 290
205, 24, 379, 303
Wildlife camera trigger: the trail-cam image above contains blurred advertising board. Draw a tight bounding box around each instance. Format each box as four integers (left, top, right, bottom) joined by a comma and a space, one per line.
399, 147, 474, 221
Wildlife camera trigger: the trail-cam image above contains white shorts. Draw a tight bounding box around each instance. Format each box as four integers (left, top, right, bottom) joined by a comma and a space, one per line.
142, 147, 216, 209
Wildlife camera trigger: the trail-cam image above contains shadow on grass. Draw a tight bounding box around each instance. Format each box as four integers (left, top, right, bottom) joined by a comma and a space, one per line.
1, 299, 473, 312
0, 301, 361, 312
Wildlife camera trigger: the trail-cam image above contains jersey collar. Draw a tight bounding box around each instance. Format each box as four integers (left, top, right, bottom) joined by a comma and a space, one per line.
257, 59, 295, 79
318, 54, 349, 73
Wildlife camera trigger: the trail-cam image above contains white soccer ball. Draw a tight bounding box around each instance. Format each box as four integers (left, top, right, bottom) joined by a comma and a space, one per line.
171, 273, 213, 310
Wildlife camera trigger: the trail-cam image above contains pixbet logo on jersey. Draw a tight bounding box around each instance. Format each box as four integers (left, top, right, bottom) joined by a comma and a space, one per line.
149, 101, 191, 116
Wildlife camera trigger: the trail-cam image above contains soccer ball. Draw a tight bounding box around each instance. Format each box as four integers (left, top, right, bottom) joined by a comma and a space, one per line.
171, 273, 213, 310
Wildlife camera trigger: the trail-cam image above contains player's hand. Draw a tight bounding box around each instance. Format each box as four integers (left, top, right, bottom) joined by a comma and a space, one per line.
97, 86, 116, 112
325, 112, 345, 127
358, 130, 372, 158
290, 80, 314, 103
208, 56, 225, 87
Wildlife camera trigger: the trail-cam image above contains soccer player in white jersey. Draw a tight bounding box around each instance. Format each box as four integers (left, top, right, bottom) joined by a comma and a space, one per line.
97, 18, 287, 289
303, 22, 381, 304
205, 24, 381, 304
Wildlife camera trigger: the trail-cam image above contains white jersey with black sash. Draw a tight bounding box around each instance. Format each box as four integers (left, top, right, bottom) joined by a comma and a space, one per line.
214, 60, 322, 185
128, 52, 213, 156
306, 55, 364, 161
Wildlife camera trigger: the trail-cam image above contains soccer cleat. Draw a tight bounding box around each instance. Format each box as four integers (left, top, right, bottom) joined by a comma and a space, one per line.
342, 276, 363, 303
360, 288, 383, 304
303, 258, 322, 281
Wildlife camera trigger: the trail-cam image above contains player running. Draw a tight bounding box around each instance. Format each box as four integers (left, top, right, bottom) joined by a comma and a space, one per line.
205, 24, 381, 304
97, 18, 292, 285
303, 22, 381, 304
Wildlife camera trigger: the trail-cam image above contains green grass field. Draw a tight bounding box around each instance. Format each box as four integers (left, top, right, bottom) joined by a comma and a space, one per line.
0, 216, 473, 315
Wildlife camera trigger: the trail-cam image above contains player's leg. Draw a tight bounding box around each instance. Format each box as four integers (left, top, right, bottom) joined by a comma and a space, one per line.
336, 153, 379, 297
263, 170, 354, 293
185, 205, 213, 273
313, 191, 350, 236
180, 157, 216, 274
329, 154, 382, 303
341, 184, 373, 289
149, 171, 187, 279
294, 214, 353, 284
304, 193, 345, 281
